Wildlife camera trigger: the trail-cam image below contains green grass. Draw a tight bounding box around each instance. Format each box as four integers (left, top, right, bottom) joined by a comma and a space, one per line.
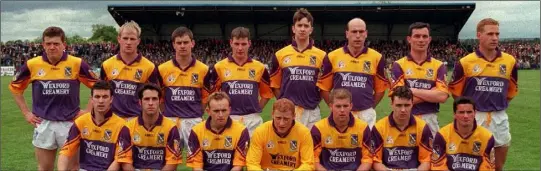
2, 70, 540, 170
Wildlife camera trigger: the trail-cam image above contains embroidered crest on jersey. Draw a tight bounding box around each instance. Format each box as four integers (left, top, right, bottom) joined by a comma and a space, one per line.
351, 134, 359, 146
224, 136, 233, 148
248, 69, 256, 79
12, 70, 21, 81
432, 144, 441, 161
134, 69, 143, 81
82, 127, 89, 137
167, 74, 175, 83
290, 140, 298, 151
325, 136, 333, 144
426, 68, 434, 78
472, 141, 481, 155
499, 64, 507, 76
191, 73, 199, 85
118, 140, 124, 152
112, 68, 119, 76
203, 139, 210, 147
225, 69, 232, 77
64, 67, 72, 78
133, 133, 141, 143
103, 129, 112, 142
284, 56, 291, 64
338, 61, 345, 68
448, 142, 456, 152
386, 136, 394, 145
409, 133, 417, 146
37, 68, 46, 77
309, 56, 317, 66
266, 140, 274, 149
244, 141, 249, 154
405, 68, 413, 76
363, 61, 371, 73
157, 133, 165, 145
174, 139, 181, 153
473, 64, 481, 73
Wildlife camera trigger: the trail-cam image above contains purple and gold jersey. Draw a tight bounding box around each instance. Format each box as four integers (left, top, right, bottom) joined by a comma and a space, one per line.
59, 111, 126, 170
204, 56, 273, 115
372, 113, 432, 169
186, 117, 250, 171
9, 52, 98, 121
390, 55, 448, 115
100, 54, 160, 118
317, 45, 389, 111
270, 40, 326, 109
431, 121, 495, 171
116, 114, 182, 169
311, 114, 372, 170
158, 58, 209, 118
448, 49, 518, 112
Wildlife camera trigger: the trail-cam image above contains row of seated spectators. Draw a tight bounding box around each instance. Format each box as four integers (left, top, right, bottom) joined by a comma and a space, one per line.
2, 39, 539, 70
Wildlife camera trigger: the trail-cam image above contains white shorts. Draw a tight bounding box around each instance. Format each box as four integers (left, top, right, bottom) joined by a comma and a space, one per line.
352, 108, 377, 129
230, 113, 263, 136
475, 110, 511, 147
32, 119, 73, 150
294, 106, 321, 130
414, 113, 439, 138
167, 117, 203, 148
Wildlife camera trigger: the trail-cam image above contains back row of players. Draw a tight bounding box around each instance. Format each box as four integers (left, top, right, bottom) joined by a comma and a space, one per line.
9, 8, 517, 171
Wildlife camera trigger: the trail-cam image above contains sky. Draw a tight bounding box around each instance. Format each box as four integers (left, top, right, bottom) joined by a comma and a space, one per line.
1, 1, 539, 41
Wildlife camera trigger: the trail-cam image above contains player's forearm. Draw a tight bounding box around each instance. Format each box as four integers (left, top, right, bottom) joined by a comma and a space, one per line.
161, 164, 178, 171
413, 96, 424, 105
259, 98, 270, 109
417, 162, 430, 171
13, 94, 30, 113
120, 163, 135, 171
320, 91, 330, 106
106, 161, 120, 171
272, 88, 281, 99
231, 166, 243, 171
357, 163, 372, 171
413, 89, 448, 103
373, 92, 385, 108
315, 163, 327, 171
57, 155, 71, 171
372, 163, 388, 171
295, 163, 314, 171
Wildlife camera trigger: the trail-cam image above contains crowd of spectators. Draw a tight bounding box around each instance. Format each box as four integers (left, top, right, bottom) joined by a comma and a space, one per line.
2, 39, 539, 70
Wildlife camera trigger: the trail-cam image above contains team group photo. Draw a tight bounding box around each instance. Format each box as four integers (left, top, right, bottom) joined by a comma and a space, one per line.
1, 1, 540, 171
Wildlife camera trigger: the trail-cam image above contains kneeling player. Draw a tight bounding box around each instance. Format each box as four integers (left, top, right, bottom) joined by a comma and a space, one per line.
246, 98, 314, 170
372, 86, 432, 170
311, 88, 373, 170
116, 83, 182, 170
431, 97, 495, 171
186, 92, 250, 171
58, 80, 126, 170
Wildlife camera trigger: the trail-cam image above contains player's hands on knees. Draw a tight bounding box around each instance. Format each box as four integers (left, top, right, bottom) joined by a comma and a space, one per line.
23, 111, 42, 127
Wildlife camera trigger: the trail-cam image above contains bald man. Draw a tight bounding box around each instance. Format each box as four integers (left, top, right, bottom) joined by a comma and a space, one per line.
317, 18, 389, 128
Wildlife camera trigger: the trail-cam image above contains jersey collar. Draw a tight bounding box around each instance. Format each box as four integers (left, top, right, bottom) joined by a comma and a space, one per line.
272, 120, 296, 138
91, 109, 114, 127
452, 119, 478, 139
406, 53, 432, 66
388, 112, 416, 131
342, 44, 368, 58
328, 112, 355, 132
137, 113, 164, 128
291, 38, 314, 53
172, 57, 196, 71
227, 55, 253, 67
475, 47, 503, 62
205, 116, 233, 134
116, 53, 143, 66
41, 51, 68, 66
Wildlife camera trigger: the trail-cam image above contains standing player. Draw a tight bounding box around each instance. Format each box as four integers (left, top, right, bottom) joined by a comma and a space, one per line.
448, 18, 517, 171
311, 88, 372, 170
116, 83, 182, 170
389, 22, 449, 137
431, 97, 496, 171
371, 86, 432, 171
317, 18, 389, 127
204, 27, 273, 135
270, 8, 326, 130
9, 26, 98, 171
187, 92, 250, 171
100, 20, 160, 120
158, 26, 209, 148
58, 80, 127, 170
246, 98, 314, 170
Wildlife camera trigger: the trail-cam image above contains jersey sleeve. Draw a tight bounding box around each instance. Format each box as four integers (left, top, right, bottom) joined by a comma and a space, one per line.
317, 55, 334, 91
419, 125, 433, 163
430, 132, 448, 171
116, 126, 133, 164
481, 136, 496, 170
147, 64, 161, 86
9, 63, 32, 95
201, 69, 210, 105
448, 61, 466, 97
361, 124, 373, 163
259, 67, 274, 99
269, 54, 282, 89
186, 130, 203, 169
246, 128, 264, 171
388, 62, 405, 97
59, 123, 81, 157
296, 130, 315, 171
78, 60, 98, 88
233, 128, 250, 167
99, 64, 108, 80
508, 62, 519, 100
310, 126, 322, 163
374, 57, 389, 93
371, 126, 385, 163
435, 64, 449, 94
165, 126, 182, 165
203, 65, 220, 93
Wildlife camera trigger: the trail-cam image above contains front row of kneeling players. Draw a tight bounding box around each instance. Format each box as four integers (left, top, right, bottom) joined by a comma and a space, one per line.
58, 80, 495, 171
